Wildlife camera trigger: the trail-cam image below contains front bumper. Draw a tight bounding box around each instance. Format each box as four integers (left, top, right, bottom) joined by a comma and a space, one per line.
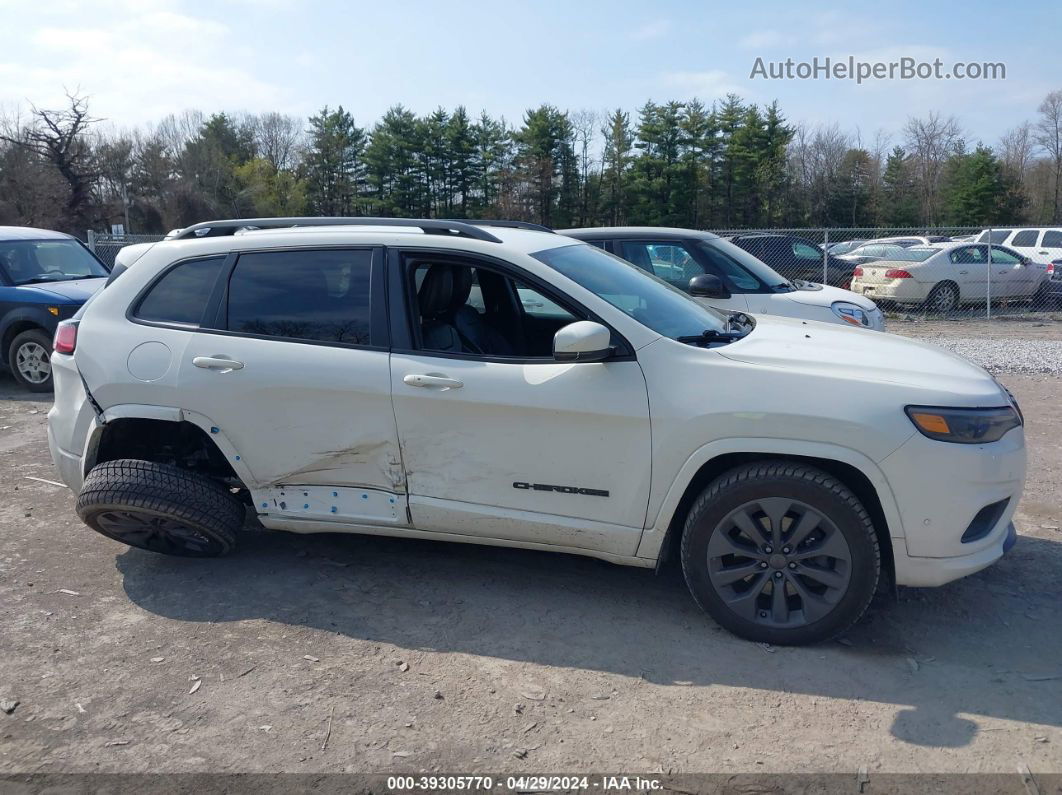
881, 428, 1026, 587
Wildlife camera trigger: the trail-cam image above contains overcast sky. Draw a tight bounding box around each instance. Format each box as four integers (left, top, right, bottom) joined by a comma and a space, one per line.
2, 0, 1059, 146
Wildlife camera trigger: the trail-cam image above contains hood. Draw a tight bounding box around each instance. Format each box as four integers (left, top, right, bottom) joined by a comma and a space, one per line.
783, 283, 877, 311
23, 277, 107, 303
718, 314, 1005, 402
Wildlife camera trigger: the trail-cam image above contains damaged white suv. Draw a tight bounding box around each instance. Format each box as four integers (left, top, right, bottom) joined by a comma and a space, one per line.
47, 218, 1026, 645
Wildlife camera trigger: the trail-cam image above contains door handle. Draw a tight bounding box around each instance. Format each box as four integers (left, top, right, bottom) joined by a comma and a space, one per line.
193, 355, 245, 372
403, 373, 463, 389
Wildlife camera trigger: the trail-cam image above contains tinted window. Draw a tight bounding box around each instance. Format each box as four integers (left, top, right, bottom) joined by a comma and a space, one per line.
618, 241, 703, 287
134, 256, 225, 325
792, 242, 821, 260
1043, 230, 1062, 248
0, 239, 109, 285
989, 246, 1021, 264
976, 230, 1011, 244
950, 246, 987, 265
1011, 230, 1039, 247
584, 240, 607, 250
226, 249, 372, 344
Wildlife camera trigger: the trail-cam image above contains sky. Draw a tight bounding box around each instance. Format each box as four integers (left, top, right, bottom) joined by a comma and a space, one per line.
1, 0, 1060, 147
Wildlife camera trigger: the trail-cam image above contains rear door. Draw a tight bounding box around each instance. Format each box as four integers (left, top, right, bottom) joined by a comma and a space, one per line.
176, 246, 407, 526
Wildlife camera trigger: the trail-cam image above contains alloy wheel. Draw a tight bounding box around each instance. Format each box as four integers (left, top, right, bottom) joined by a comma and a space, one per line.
16, 341, 50, 384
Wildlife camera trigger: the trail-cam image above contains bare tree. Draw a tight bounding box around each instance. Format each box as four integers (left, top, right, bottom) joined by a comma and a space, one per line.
1033, 89, 1062, 222
999, 122, 1033, 182
252, 112, 303, 172
903, 112, 962, 225
569, 109, 598, 226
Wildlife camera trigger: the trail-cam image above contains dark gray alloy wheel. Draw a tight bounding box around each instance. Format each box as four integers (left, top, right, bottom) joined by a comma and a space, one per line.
681, 462, 880, 645
77, 459, 242, 557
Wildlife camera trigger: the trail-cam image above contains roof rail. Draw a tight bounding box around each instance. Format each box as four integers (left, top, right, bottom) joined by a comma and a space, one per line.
441, 219, 554, 233
170, 217, 503, 243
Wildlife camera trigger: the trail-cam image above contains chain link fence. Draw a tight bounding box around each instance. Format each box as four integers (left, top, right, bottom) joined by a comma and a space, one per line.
86, 231, 166, 267
711, 225, 1062, 320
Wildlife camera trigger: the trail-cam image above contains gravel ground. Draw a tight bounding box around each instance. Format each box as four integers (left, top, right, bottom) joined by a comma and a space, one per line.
889, 316, 1062, 375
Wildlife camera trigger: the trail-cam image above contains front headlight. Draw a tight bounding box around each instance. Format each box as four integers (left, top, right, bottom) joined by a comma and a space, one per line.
831, 301, 869, 327
905, 405, 1022, 444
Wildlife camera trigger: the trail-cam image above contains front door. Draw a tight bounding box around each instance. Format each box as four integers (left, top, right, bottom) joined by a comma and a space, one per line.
389, 253, 652, 556
177, 246, 406, 525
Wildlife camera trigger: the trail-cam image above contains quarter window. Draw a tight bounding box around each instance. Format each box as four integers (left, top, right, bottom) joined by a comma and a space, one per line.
134, 256, 226, 326
1010, 230, 1039, 247
226, 249, 372, 344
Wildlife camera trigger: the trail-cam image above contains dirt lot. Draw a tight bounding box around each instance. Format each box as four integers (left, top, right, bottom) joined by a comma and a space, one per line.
1, 333, 1060, 777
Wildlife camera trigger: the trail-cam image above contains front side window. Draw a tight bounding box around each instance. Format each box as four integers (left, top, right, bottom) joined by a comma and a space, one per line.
226, 249, 372, 344
617, 241, 702, 288
988, 246, 1021, 264
532, 243, 729, 339
0, 239, 109, 286
411, 261, 578, 358
134, 256, 226, 326
698, 239, 788, 291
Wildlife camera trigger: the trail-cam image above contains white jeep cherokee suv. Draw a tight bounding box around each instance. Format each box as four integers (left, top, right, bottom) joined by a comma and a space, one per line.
47, 218, 1026, 645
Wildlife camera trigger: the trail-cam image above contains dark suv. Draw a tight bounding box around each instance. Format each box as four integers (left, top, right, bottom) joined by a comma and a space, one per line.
0, 227, 109, 391
725, 233, 855, 287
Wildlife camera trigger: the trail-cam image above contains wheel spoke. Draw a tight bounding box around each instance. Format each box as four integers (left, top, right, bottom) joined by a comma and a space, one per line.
794, 562, 848, 590
787, 509, 821, 548
731, 509, 767, 546
787, 575, 835, 622
791, 530, 850, 562
770, 579, 789, 623
711, 559, 764, 586
707, 527, 765, 561
757, 498, 791, 547
722, 574, 768, 620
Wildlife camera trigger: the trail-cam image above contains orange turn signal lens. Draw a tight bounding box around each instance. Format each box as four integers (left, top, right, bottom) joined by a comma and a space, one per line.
48, 306, 60, 316
910, 412, 950, 434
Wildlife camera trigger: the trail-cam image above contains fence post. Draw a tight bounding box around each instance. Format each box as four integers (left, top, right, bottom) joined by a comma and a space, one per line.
86, 229, 96, 253
986, 227, 992, 321
822, 228, 829, 284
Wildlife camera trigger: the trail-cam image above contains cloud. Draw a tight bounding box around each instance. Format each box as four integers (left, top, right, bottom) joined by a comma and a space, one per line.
738, 30, 792, 50
630, 19, 671, 41
660, 70, 744, 100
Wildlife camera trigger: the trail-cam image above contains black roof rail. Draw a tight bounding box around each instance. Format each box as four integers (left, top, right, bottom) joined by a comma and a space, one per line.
440, 218, 554, 233
170, 217, 503, 243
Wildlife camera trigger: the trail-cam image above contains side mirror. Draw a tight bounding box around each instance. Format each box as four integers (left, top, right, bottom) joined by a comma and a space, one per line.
688, 273, 730, 299
553, 321, 612, 362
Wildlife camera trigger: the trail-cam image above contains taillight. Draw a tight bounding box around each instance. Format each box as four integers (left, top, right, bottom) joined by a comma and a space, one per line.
1049, 262, 1058, 276
885, 269, 913, 279
53, 321, 78, 354
852, 266, 864, 277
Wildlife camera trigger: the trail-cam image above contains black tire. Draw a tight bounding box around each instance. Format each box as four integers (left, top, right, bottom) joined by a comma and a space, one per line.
8, 328, 53, 392
924, 281, 959, 313
680, 461, 880, 646
77, 459, 242, 557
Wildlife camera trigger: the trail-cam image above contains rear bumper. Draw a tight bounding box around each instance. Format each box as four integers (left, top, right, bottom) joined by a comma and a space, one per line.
47, 422, 85, 491
850, 278, 929, 304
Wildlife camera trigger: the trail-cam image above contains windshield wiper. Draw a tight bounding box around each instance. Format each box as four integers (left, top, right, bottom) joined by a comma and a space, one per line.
676, 328, 744, 346
16, 274, 81, 285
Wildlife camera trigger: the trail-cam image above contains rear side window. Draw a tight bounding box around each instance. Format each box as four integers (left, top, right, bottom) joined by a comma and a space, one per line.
134, 256, 225, 325
225, 249, 372, 344
1011, 230, 1039, 247
1043, 230, 1062, 248
792, 242, 821, 260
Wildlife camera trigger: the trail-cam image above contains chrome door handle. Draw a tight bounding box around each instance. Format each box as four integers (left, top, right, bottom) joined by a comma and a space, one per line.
403, 374, 463, 389
193, 355, 245, 372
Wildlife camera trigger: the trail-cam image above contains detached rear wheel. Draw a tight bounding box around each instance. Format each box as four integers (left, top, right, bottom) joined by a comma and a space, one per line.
77, 459, 242, 557
681, 462, 880, 645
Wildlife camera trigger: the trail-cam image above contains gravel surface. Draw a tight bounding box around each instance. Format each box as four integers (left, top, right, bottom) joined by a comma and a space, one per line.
909, 336, 1062, 375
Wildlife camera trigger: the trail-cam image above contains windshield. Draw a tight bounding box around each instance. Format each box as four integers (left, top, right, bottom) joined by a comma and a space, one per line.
885, 247, 937, 262
0, 239, 109, 285
697, 238, 793, 291
532, 243, 730, 338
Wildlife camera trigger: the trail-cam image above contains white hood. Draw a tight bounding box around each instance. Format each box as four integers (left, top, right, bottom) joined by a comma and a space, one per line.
718, 315, 1004, 402
783, 282, 877, 310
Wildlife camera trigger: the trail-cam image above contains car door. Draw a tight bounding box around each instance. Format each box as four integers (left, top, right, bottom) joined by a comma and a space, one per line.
614, 239, 750, 313
948, 245, 989, 298
990, 246, 1034, 298
176, 246, 408, 526
388, 251, 652, 557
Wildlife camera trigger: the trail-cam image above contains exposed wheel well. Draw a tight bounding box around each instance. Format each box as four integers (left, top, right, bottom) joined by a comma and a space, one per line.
658, 453, 895, 588
2, 321, 47, 358
93, 418, 244, 489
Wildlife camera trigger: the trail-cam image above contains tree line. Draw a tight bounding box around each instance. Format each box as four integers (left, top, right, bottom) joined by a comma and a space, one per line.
1, 88, 1061, 237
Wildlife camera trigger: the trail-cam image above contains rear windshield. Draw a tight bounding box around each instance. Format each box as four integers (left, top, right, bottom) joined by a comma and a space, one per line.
887, 248, 938, 262
0, 239, 109, 285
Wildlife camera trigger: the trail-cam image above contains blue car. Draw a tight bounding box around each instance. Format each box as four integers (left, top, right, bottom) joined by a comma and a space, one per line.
1, 227, 109, 391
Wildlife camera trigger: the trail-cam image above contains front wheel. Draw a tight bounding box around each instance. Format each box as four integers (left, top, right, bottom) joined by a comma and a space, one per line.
680, 461, 880, 645
8, 329, 53, 392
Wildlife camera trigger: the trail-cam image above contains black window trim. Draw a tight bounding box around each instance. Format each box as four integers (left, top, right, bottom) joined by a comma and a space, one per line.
191, 244, 388, 351
388, 246, 635, 364
127, 252, 236, 331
